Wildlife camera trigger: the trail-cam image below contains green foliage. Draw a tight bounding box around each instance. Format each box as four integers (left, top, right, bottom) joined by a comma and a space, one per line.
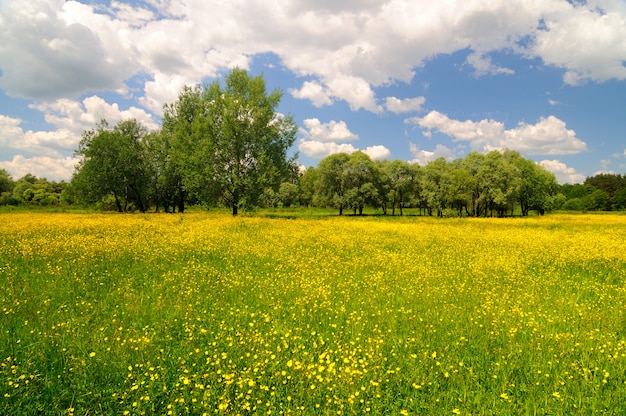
312, 149, 559, 217
72, 119, 151, 212
4, 173, 65, 207
163, 70, 297, 215
315, 153, 351, 215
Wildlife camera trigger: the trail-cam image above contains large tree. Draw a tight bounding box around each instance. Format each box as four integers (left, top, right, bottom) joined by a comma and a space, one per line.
161, 85, 205, 213
315, 153, 351, 215
193, 69, 298, 215
72, 119, 150, 212
343, 151, 381, 215
382, 159, 413, 216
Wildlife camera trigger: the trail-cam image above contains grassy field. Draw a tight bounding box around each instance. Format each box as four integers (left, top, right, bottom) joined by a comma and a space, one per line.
1, 212, 626, 415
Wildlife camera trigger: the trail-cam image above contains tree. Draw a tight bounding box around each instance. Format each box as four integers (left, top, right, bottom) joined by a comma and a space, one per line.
585, 173, 626, 198
161, 85, 205, 213
315, 153, 350, 215
193, 69, 298, 215
612, 188, 626, 210
298, 167, 318, 207
0, 169, 15, 205
421, 157, 452, 216
72, 119, 150, 212
343, 151, 380, 215
383, 159, 413, 216
514, 155, 558, 216
459, 152, 484, 217
476, 151, 518, 217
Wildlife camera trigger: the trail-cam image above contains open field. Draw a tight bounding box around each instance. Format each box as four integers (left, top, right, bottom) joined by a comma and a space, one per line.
1, 212, 626, 415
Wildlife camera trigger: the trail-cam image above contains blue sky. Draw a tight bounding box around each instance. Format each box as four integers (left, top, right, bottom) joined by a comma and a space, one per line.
1, 0, 626, 183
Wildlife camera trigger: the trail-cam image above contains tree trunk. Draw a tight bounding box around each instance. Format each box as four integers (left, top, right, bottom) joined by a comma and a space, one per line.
113, 193, 123, 213
177, 193, 185, 213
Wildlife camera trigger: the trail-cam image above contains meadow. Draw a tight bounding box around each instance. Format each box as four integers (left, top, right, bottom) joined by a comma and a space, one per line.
1, 212, 625, 415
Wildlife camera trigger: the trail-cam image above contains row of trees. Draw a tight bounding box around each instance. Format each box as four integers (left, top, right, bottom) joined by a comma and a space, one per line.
2, 69, 625, 215
7, 163, 626, 214
297, 149, 559, 217
65, 69, 560, 217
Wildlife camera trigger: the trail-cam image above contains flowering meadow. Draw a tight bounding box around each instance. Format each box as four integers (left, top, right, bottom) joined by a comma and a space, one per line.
1, 212, 626, 415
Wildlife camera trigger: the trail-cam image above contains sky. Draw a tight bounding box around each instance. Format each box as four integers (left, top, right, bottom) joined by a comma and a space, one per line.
1, 0, 626, 184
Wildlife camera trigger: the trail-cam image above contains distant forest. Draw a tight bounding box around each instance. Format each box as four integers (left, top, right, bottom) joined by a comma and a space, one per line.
1, 164, 625, 216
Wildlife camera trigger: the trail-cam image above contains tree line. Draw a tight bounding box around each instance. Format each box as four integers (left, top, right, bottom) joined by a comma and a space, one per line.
2, 70, 626, 215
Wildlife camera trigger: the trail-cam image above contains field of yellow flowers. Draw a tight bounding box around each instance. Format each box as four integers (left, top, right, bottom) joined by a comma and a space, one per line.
1, 212, 626, 415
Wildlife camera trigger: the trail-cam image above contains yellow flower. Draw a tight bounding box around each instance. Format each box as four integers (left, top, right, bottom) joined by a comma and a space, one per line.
88, 352, 96, 358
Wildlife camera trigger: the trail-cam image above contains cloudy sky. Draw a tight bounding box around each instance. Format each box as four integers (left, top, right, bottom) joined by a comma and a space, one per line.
1, 0, 626, 183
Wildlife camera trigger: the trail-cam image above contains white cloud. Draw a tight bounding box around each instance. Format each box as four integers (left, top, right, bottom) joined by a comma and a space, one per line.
301, 118, 359, 142
531, 1, 626, 85
409, 111, 587, 155
0, 114, 71, 157
1, 0, 625, 178
539, 159, 586, 184
409, 143, 456, 165
298, 119, 390, 160
0, 0, 136, 100
384, 96, 426, 114
289, 81, 333, 107
0, 154, 79, 182
31, 96, 159, 134
326, 75, 383, 113
364, 145, 391, 160
297, 140, 390, 160
466, 52, 515, 76
298, 140, 359, 159
0, 97, 158, 180
2, 0, 625, 105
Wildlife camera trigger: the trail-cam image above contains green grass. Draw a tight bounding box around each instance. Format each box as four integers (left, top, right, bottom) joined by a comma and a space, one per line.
1, 212, 626, 415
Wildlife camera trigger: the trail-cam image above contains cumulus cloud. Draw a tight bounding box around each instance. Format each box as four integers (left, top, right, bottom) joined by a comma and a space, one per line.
0, 0, 136, 100
301, 119, 359, 142
408, 111, 587, 155
2, 0, 625, 106
31, 96, 159, 135
0, 155, 79, 182
539, 159, 586, 184
1, 0, 625, 178
409, 143, 457, 165
363, 145, 392, 160
466, 52, 515, 76
384, 96, 426, 114
0, 96, 158, 180
289, 81, 333, 107
298, 141, 359, 159
532, 2, 626, 85
0, 114, 71, 157
298, 140, 390, 160
298, 118, 389, 159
